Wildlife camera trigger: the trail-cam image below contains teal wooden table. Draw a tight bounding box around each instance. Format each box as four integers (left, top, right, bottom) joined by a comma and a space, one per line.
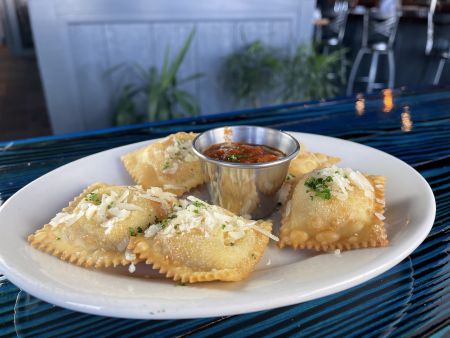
0, 87, 449, 337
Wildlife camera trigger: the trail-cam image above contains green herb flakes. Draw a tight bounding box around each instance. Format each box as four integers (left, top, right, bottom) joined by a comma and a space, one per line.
192, 201, 205, 208
160, 219, 169, 229
304, 176, 332, 200
129, 227, 136, 236
85, 192, 101, 205
226, 154, 239, 162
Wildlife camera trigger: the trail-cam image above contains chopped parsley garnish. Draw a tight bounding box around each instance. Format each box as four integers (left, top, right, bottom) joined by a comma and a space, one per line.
85, 192, 101, 205
129, 227, 136, 236
192, 201, 205, 208
193, 209, 199, 214
56, 236, 61, 240
137, 227, 143, 234
160, 219, 169, 229
226, 154, 239, 162
107, 202, 114, 209
304, 176, 333, 200
163, 161, 171, 170
174, 224, 179, 230
286, 173, 296, 181
222, 224, 226, 230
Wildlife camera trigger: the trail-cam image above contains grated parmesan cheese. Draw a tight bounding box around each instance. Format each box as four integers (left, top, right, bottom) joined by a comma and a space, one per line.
128, 263, 136, 273
308, 166, 374, 201
161, 137, 198, 174
133, 186, 177, 212
144, 195, 278, 243
49, 186, 176, 235
125, 250, 136, 261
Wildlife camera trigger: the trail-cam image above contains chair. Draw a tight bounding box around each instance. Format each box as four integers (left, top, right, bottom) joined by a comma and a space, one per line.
425, 0, 450, 85
346, 9, 399, 95
319, 1, 350, 79
320, 1, 349, 52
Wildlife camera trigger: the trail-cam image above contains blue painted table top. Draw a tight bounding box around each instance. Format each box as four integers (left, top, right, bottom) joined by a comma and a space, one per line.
0, 87, 449, 337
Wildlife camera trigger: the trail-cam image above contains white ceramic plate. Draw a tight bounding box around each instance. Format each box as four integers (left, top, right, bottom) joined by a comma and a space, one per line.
0, 132, 435, 319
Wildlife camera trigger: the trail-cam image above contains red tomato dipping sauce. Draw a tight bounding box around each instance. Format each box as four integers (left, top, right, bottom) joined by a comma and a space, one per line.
203, 142, 285, 163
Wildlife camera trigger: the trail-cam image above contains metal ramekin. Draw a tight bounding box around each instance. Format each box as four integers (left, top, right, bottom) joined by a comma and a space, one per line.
192, 126, 300, 219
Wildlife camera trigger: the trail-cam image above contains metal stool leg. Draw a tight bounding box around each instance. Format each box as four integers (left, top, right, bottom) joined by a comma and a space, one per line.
346, 49, 366, 96
367, 51, 379, 94
433, 57, 446, 85
340, 48, 346, 83
387, 50, 395, 89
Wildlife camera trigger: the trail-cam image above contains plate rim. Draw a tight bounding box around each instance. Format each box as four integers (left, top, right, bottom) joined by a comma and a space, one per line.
0, 131, 436, 319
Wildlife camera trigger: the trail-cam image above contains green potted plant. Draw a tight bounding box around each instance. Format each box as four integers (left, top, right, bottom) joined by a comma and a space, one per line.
221, 40, 282, 107
281, 45, 346, 102
109, 29, 203, 126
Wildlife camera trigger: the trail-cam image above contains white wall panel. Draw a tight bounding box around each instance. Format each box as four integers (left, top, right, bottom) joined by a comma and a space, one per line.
29, 0, 316, 133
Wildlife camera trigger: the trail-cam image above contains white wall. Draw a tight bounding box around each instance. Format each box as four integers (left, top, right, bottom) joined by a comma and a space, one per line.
30, 0, 316, 134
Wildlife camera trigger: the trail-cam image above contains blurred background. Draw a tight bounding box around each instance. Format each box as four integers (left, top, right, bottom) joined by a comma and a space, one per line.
0, 0, 449, 141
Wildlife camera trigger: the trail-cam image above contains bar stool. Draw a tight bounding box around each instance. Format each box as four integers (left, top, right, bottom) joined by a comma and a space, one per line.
346, 10, 399, 95
320, 1, 349, 53
425, 0, 450, 85
319, 1, 349, 80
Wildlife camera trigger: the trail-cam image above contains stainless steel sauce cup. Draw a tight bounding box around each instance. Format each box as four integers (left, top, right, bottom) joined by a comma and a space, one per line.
192, 126, 300, 219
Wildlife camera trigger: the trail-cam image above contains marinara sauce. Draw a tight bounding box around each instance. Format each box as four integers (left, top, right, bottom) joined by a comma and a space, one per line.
203, 142, 284, 163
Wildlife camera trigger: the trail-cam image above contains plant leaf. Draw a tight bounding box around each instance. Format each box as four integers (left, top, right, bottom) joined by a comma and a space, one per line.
161, 28, 196, 89
160, 46, 171, 87
179, 72, 204, 85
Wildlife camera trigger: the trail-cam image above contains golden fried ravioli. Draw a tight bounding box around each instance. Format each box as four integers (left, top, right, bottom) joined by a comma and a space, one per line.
28, 183, 177, 268
121, 132, 204, 196
129, 196, 276, 283
280, 166, 387, 251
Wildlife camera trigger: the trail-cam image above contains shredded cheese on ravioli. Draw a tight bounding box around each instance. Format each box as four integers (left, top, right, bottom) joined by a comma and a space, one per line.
130, 186, 177, 212
144, 195, 278, 243
49, 186, 176, 235
308, 166, 374, 201
161, 137, 198, 174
